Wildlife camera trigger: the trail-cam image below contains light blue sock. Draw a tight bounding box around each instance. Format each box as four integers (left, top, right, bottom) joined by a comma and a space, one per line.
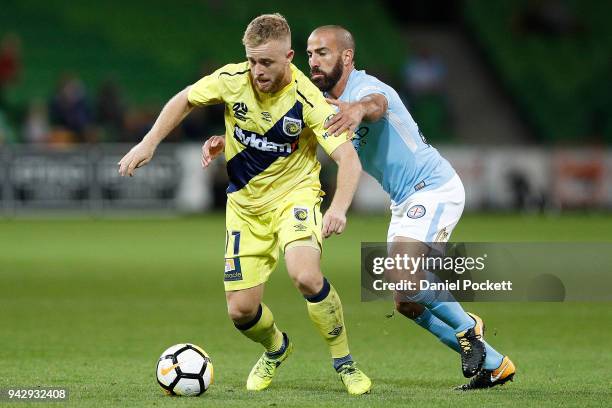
414, 308, 461, 352
482, 343, 504, 370
413, 308, 504, 370
428, 302, 475, 333
408, 270, 474, 333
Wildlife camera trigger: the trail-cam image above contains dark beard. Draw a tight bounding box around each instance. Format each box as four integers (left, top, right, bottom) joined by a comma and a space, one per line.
310, 57, 343, 92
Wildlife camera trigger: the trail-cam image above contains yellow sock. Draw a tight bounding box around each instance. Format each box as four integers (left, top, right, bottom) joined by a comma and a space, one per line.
236, 303, 284, 353
306, 279, 350, 358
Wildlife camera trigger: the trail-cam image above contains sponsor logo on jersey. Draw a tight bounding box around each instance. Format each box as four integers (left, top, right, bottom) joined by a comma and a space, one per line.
293, 207, 308, 221
234, 125, 295, 154
224, 258, 243, 281
435, 226, 449, 242
352, 126, 369, 151
283, 116, 302, 137
407, 204, 426, 219
232, 102, 248, 121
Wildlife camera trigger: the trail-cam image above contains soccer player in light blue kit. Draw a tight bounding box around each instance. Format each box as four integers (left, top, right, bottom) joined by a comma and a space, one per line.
306, 26, 515, 390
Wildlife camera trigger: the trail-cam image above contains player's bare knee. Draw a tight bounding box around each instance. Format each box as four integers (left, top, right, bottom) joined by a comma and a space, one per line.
226, 301, 258, 324
292, 271, 323, 297
395, 301, 424, 320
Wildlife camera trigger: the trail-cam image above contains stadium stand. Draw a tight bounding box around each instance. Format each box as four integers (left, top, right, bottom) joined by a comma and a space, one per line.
464, 0, 612, 143
0, 0, 404, 107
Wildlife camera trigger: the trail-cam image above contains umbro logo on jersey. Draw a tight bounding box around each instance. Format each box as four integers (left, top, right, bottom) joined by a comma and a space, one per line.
232, 102, 248, 121
328, 326, 343, 336
261, 111, 272, 122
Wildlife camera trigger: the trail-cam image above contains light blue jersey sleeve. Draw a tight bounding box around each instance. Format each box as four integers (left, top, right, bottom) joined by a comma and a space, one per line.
339, 69, 456, 204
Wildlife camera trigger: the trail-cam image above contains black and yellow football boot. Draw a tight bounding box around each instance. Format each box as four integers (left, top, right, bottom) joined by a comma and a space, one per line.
455, 312, 486, 377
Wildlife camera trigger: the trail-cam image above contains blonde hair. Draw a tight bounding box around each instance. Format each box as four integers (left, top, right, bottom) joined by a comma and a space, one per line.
242, 13, 291, 47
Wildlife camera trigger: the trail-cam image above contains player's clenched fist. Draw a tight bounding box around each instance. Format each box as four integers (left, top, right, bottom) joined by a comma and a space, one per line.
117, 140, 157, 177
201, 135, 225, 168
322, 207, 347, 238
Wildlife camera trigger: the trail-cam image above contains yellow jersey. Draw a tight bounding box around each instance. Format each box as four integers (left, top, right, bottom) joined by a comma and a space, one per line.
187, 62, 347, 214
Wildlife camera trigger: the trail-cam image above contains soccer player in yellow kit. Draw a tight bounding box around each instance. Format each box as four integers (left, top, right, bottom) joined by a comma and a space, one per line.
118, 14, 371, 395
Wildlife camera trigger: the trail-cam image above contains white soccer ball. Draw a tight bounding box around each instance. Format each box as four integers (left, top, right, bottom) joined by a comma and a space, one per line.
156, 343, 214, 396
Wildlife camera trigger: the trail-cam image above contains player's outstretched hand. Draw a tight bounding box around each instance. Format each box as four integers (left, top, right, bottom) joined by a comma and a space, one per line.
322, 207, 347, 238
117, 140, 157, 177
201, 135, 225, 168
324, 98, 365, 139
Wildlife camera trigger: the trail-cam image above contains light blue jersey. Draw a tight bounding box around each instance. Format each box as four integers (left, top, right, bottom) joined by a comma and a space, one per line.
336, 69, 456, 204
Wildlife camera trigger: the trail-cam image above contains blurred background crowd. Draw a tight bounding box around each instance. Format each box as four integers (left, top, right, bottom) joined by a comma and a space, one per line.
0, 0, 610, 213
2, 0, 609, 146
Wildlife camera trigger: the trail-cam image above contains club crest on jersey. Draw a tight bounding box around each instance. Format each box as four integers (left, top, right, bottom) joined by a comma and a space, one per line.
407, 205, 426, 219
294, 207, 308, 221
283, 117, 302, 137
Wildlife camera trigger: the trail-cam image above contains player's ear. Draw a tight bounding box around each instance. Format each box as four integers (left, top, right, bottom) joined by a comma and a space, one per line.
343, 49, 354, 66
286, 48, 295, 62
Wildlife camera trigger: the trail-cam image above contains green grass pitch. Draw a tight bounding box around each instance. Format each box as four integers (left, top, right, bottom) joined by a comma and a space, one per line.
1, 213, 611, 407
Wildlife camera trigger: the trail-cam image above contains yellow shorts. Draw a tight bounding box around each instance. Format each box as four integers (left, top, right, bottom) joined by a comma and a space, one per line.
223, 189, 323, 291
